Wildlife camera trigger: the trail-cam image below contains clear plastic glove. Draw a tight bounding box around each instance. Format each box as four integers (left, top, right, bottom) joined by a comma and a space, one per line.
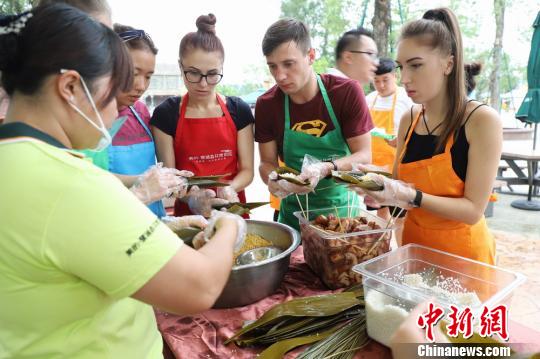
217, 185, 240, 203
352, 162, 390, 173
171, 169, 194, 198
194, 210, 247, 251
348, 173, 416, 209
267, 171, 306, 198
297, 161, 334, 193
386, 137, 398, 148
162, 215, 208, 232
187, 186, 229, 217
130, 163, 190, 204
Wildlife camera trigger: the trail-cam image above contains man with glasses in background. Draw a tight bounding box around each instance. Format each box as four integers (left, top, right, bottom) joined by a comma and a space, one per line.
328, 27, 379, 86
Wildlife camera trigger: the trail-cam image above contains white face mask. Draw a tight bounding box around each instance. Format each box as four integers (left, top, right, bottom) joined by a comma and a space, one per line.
61, 69, 112, 152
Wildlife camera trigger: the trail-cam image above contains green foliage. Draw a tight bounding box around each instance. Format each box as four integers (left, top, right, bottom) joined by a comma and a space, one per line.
281, 0, 356, 72
469, 50, 526, 102
217, 83, 262, 97
0, 0, 35, 13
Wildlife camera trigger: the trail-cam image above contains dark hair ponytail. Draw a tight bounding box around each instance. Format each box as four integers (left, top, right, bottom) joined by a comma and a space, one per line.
465, 62, 482, 95
179, 13, 224, 61
400, 7, 467, 152
0, 4, 132, 105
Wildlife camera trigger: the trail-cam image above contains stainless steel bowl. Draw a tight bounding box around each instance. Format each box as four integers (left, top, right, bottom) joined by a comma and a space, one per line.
213, 220, 300, 309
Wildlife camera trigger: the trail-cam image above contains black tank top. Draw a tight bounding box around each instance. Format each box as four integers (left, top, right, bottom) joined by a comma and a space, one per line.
401, 103, 486, 182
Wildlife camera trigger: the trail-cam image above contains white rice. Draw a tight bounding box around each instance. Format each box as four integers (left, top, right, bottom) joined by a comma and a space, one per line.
365, 290, 410, 347
365, 272, 482, 346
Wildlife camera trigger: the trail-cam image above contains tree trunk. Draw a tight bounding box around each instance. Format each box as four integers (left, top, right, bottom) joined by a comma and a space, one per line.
489, 0, 505, 111
371, 0, 391, 58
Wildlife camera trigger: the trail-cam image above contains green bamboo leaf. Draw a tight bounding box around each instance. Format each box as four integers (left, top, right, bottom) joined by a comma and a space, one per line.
239, 309, 357, 346
224, 292, 362, 345
275, 166, 311, 186
331, 171, 384, 191
297, 315, 369, 359
257, 324, 342, 359
187, 178, 229, 188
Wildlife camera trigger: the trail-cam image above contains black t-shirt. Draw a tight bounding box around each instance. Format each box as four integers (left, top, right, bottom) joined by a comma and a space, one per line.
150, 96, 254, 137
400, 103, 482, 182
402, 126, 469, 181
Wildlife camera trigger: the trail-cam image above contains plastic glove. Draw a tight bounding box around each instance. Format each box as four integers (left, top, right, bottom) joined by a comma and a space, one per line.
192, 231, 207, 250
162, 215, 208, 232
187, 186, 229, 217
386, 137, 398, 148
130, 163, 189, 204
348, 173, 416, 209
297, 161, 334, 192
267, 171, 308, 198
195, 210, 247, 251
217, 185, 240, 202
352, 162, 390, 173
170, 169, 194, 198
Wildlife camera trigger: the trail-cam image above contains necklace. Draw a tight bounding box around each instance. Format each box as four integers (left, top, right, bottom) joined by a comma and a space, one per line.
421, 105, 443, 135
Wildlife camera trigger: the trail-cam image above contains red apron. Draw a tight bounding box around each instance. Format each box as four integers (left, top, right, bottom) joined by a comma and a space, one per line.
173, 93, 246, 216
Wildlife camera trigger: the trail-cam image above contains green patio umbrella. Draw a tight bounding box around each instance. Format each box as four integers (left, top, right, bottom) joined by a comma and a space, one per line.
516, 11, 540, 150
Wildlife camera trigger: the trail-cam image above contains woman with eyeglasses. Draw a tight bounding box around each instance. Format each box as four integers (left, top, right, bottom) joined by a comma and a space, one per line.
351, 8, 501, 264
151, 14, 255, 217
0, 4, 246, 357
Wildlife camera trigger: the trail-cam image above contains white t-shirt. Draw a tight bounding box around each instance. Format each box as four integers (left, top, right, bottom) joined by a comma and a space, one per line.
326, 67, 348, 78
365, 86, 413, 130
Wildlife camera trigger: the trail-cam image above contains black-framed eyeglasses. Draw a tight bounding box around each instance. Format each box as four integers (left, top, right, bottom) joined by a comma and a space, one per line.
182, 70, 223, 85
348, 50, 379, 61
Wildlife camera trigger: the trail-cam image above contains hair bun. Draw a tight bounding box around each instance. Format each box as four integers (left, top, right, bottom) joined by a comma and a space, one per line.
465, 62, 482, 76
195, 14, 216, 35
0, 33, 21, 74
423, 9, 447, 22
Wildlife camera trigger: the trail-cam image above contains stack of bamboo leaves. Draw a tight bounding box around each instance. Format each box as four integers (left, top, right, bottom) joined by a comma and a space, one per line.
225, 287, 369, 359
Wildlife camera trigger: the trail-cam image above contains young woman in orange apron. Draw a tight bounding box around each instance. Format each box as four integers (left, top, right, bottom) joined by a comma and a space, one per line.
350, 8, 501, 265
369, 92, 397, 168
150, 14, 254, 217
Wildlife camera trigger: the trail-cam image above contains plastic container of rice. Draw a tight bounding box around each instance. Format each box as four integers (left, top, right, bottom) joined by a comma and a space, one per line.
353, 244, 526, 346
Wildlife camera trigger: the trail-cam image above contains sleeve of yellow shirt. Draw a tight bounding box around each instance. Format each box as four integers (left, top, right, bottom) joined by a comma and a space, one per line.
43, 167, 182, 300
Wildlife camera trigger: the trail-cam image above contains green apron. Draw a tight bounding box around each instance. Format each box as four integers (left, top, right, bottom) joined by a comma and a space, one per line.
278, 75, 354, 231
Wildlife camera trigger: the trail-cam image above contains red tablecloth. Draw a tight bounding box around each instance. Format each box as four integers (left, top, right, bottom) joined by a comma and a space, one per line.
156, 247, 390, 358
156, 247, 540, 358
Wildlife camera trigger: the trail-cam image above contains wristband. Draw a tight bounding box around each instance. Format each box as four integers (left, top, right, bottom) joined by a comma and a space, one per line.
409, 190, 423, 208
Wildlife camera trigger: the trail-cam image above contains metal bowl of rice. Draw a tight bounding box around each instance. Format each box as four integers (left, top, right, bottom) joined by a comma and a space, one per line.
213, 220, 300, 309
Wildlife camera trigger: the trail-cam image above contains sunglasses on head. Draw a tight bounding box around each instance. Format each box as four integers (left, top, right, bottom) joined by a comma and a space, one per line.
118, 29, 151, 43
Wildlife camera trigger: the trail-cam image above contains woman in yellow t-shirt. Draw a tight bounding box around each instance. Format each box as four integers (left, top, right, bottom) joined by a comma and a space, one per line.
0, 4, 245, 358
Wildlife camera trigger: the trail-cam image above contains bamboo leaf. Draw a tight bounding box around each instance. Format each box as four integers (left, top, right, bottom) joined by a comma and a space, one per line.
224, 292, 362, 345
257, 324, 342, 359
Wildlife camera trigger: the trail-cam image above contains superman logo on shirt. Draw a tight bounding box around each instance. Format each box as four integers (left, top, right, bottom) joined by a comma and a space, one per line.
291, 119, 327, 138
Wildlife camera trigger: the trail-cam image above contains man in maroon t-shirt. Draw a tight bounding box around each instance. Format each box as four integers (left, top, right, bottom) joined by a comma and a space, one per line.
255, 18, 374, 229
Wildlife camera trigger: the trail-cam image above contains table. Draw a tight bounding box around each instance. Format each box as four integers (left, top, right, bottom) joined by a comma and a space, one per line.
156, 248, 391, 358
156, 248, 540, 358
498, 148, 540, 210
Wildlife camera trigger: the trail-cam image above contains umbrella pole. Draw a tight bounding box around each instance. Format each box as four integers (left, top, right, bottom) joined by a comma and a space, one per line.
534, 123, 538, 151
